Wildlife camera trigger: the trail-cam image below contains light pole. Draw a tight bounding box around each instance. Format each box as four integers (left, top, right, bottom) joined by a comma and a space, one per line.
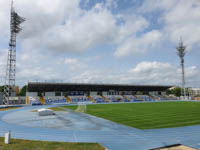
176, 38, 186, 99
3, 0, 25, 105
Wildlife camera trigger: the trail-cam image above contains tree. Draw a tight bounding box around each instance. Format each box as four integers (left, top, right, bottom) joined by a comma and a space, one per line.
18, 85, 27, 96
166, 89, 172, 95
167, 87, 182, 97
0, 86, 4, 92
173, 87, 181, 97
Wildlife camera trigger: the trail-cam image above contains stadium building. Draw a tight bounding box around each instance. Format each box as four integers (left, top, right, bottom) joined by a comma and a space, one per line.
189, 88, 200, 97
25, 82, 175, 105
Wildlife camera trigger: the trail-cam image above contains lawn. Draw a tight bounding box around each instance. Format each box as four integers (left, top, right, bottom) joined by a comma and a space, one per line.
62, 102, 200, 129
0, 137, 104, 150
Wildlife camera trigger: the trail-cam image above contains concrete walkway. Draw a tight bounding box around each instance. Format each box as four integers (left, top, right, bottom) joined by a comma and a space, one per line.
0, 106, 200, 150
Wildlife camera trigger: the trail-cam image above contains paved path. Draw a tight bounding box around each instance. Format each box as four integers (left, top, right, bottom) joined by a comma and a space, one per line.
0, 106, 200, 150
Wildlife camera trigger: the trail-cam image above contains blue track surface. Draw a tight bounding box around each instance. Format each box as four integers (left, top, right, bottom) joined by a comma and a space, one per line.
0, 105, 200, 150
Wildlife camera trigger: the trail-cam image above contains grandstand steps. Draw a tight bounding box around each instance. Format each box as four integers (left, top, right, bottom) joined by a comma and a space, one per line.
122, 95, 131, 102
149, 95, 160, 100
26, 96, 30, 104
40, 96, 46, 105
88, 96, 96, 103
134, 95, 144, 101
101, 96, 111, 102
65, 96, 72, 104
159, 95, 167, 100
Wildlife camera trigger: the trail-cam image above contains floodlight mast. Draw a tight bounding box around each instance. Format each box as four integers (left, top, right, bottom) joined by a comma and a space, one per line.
176, 38, 186, 99
3, 0, 25, 105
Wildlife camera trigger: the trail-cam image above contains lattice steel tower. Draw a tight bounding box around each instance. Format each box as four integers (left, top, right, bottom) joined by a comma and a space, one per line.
3, 0, 25, 105
176, 38, 186, 98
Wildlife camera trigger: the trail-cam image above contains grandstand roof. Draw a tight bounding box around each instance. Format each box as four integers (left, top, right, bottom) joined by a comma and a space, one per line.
27, 82, 172, 92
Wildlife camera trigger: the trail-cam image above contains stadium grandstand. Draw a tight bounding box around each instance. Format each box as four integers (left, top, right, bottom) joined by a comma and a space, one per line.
25, 82, 178, 105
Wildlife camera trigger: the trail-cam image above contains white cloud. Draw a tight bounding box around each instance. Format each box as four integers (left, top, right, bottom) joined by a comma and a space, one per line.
141, 0, 200, 49
15, 1, 115, 52
163, 0, 200, 48
139, 0, 178, 13
117, 14, 149, 42
42, 7, 118, 52
15, 50, 62, 85
128, 61, 179, 85
0, 0, 199, 88
0, 0, 10, 39
0, 49, 7, 84
1, 44, 200, 87
0, 0, 149, 55
114, 30, 162, 57
68, 61, 200, 87
17, 0, 80, 36
63, 58, 87, 72
127, 61, 200, 86
129, 61, 172, 73
13, 0, 149, 54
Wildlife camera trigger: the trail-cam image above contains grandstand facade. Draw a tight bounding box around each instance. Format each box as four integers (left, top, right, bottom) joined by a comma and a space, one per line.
27, 82, 171, 96
25, 82, 176, 105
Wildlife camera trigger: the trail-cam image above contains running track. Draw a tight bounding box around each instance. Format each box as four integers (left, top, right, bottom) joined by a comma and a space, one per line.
0, 105, 200, 150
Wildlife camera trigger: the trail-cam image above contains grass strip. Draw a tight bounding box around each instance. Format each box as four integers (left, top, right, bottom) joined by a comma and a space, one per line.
0, 137, 104, 150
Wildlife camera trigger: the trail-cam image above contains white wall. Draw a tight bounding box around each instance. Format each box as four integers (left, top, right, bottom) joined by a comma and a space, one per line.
45, 92, 55, 96
149, 91, 158, 95
90, 91, 97, 96
102, 92, 107, 96
161, 91, 166, 96
190, 88, 200, 96
26, 92, 38, 97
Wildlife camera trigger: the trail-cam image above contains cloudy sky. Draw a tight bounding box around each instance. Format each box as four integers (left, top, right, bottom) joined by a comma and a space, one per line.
0, 0, 200, 87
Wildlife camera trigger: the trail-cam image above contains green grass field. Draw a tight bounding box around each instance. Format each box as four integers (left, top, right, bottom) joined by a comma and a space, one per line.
62, 102, 200, 129
0, 137, 104, 150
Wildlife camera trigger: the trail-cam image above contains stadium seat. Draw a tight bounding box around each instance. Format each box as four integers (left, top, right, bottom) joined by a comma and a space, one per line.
44, 96, 67, 104
68, 96, 92, 104
28, 96, 42, 105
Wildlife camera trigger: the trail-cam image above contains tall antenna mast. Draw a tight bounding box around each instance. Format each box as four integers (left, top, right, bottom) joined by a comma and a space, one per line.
3, 0, 25, 105
176, 37, 186, 99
